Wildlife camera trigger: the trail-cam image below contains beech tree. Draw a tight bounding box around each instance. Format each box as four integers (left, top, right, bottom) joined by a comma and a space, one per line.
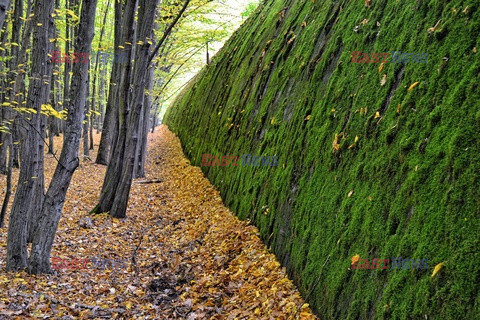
6, 0, 55, 271
5, 0, 98, 273
0, 0, 11, 32
28, 0, 98, 273
91, 0, 191, 218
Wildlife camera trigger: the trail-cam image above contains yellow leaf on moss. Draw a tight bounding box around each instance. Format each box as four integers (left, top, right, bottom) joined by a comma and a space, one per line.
351, 254, 360, 265
431, 262, 445, 278
378, 62, 384, 73
408, 81, 419, 91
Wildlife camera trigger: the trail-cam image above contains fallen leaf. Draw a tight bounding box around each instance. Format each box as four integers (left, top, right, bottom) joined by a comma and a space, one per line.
380, 74, 387, 86
408, 81, 419, 91
432, 262, 445, 278
348, 190, 354, 197
378, 62, 384, 73
351, 254, 361, 265
427, 19, 441, 33
360, 19, 369, 25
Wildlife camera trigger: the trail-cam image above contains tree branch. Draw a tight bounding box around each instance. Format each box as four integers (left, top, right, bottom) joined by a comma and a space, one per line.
147, 0, 192, 67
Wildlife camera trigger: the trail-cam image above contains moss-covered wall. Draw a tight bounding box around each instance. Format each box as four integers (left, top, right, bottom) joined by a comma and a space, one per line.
164, 0, 480, 318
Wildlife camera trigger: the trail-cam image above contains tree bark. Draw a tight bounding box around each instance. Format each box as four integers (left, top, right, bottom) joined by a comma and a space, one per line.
6, 0, 54, 271
0, 137, 13, 227
28, 0, 98, 274
95, 0, 122, 165
108, 0, 159, 217
83, 66, 90, 158
91, 0, 137, 212
0, 0, 11, 33
134, 63, 154, 178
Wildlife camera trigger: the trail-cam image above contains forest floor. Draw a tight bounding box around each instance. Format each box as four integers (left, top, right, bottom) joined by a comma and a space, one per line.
0, 126, 316, 319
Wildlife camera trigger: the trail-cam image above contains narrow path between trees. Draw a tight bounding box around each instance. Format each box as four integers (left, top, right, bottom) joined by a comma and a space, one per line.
0, 126, 316, 319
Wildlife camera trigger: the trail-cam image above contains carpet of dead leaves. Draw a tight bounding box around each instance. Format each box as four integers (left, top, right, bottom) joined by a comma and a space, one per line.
0, 125, 317, 319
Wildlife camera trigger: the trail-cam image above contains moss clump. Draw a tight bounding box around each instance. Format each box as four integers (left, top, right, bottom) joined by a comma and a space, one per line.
165, 0, 480, 318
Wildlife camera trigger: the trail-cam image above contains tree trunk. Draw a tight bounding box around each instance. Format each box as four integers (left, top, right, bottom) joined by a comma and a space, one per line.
134, 63, 154, 178
0, 0, 21, 174
6, 0, 54, 271
108, 0, 159, 217
11, 0, 33, 169
0, 137, 13, 227
48, 72, 55, 154
0, 0, 11, 32
28, 0, 98, 274
91, 0, 137, 212
95, 0, 122, 165
83, 66, 90, 158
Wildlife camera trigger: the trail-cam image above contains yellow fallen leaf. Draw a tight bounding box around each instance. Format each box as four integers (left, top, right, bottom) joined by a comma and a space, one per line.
431, 262, 445, 278
378, 62, 384, 73
348, 190, 354, 197
408, 81, 419, 91
375, 112, 380, 119
305, 115, 311, 121
396, 103, 401, 114
351, 254, 360, 265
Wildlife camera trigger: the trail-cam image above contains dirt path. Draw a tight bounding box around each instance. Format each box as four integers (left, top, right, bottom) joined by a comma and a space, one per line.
0, 126, 316, 319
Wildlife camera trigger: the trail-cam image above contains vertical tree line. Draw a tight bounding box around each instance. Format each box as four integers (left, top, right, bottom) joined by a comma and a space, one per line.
0, 0, 235, 273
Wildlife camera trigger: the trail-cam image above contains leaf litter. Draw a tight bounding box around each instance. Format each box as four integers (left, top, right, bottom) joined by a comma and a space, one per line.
0, 125, 317, 319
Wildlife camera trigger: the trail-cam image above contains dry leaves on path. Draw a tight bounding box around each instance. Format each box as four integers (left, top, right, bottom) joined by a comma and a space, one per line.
0, 126, 317, 319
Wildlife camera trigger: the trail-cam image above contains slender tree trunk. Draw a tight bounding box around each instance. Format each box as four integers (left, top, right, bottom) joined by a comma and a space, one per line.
0, 0, 18, 174
108, 0, 159, 217
6, 0, 54, 271
0, 137, 13, 227
134, 63, 154, 178
95, 0, 122, 165
92, 0, 137, 212
0, 0, 11, 32
83, 67, 90, 158
48, 73, 55, 154
28, 0, 98, 274
151, 106, 158, 133
97, 62, 106, 133
11, 0, 33, 169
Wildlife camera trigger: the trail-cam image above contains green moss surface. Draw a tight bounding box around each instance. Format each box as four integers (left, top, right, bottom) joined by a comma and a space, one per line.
164, 0, 480, 318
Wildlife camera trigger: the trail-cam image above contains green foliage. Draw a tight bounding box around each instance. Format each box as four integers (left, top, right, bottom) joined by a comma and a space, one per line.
165, 0, 480, 318
241, 1, 260, 19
